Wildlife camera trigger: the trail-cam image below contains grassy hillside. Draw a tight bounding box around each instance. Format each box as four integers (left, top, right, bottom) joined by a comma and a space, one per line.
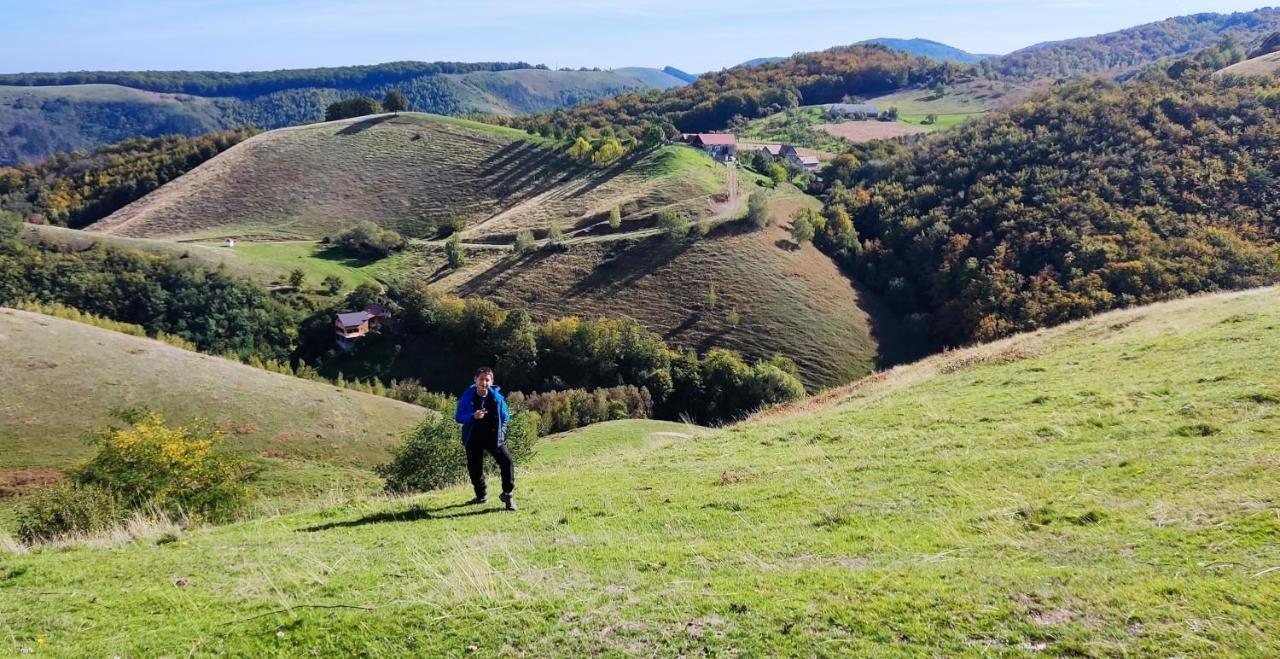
0, 308, 424, 473
450, 191, 902, 390
5, 287, 1277, 654
87, 114, 725, 242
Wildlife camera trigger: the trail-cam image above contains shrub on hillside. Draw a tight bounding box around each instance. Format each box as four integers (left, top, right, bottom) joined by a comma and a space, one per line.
746, 191, 770, 230
333, 221, 406, 258
16, 411, 249, 542
445, 234, 466, 268
513, 229, 536, 254
378, 410, 539, 493
16, 482, 124, 543
77, 411, 249, 522
658, 210, 690, 239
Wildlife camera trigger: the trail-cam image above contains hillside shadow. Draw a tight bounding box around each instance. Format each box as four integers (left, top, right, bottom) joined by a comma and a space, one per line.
337, 115, 395, 135
316, 245, 380, 268
563, 234, 699, 299
565, 151, 647, 199
453, 249, 557, 297
828, 257, 927, 370
298, 503, 503, 532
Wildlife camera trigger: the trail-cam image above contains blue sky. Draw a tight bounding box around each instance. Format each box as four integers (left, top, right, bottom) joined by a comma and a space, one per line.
0, 0, 1271, 74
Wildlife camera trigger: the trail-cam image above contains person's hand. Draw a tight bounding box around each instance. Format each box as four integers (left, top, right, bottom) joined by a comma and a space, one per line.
473, 408, 487, 419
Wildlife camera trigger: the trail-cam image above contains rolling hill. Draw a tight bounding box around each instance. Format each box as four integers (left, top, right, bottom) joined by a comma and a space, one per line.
0, 307, 425, 474
991, 7, 1280, 80
87, 113, 726, 242
0, 64, 688, 165
857, 38, 996, 63
5, 286, 1277, 654
446, 191, 905, 390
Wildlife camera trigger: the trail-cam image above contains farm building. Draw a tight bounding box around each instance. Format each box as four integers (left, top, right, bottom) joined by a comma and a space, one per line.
684, 133, 737, 163
780, 145, 822, 173
739, 143, 784, 157
334, 304, 394, 351
826, 103, 879, 119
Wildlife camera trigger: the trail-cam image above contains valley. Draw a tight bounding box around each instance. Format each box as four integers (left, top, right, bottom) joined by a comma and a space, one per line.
2, 7, 1279, 655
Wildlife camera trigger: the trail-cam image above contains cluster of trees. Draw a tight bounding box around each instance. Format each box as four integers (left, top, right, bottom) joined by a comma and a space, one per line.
817, 68, 1280, 349
0, 130, 254, 227
988, 9, 1280, 80
306, 282, 806, 425
0, 61, 541, 97
562, 124, 666, 164
323, 90, 410, 121
331, 221, 407, 258
486, 44, 966, 138
506, 385, 652, 435
0, 222, 304, 360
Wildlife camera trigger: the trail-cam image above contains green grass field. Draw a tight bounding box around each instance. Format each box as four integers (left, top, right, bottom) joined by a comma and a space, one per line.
0, 307, 424, 476
5, 287, 1276, 655
223, 242, 402, 289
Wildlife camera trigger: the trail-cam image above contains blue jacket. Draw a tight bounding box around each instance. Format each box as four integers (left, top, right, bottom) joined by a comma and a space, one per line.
455, 385, 510, 446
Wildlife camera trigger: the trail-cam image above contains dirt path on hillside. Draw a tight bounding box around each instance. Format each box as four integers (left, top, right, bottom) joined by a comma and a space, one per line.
709, 165, 741, 220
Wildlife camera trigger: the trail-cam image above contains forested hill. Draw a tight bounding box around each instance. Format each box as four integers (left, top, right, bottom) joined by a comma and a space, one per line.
0, 63, 687, 165
990, 8, 1280, 80
490, 44, 967, 137
0, 61, 538, 97
818, 64, 1280, 349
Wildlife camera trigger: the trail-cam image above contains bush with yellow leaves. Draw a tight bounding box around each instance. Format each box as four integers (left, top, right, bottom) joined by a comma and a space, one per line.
16, 410, 249, 542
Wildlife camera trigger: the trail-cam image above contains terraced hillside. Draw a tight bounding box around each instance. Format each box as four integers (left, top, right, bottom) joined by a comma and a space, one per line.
0, 308, 424, 473
88, 113, 726, 242
450, 192, 903, 390
6, 288, 1277, 655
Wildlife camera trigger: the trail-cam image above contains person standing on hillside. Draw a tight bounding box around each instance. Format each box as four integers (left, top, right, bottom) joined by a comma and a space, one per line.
454, 367, 516, 510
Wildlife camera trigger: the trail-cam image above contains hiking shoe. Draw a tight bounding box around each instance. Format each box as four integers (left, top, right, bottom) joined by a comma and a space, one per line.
499, 493, 517, 511
467, 496, 487, 505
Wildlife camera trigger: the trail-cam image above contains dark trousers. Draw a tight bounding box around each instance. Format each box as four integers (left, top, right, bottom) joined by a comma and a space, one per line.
466, 438, 514, 499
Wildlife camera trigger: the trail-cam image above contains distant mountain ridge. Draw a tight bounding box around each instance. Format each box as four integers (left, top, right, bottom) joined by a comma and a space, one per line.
857, 38, 996, 63
0, 62, 687, 165
738, 57, 788, 68
991, 8, 1280, 79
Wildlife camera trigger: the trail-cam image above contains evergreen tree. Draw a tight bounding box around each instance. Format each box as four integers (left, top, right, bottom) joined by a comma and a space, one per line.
445, 234, 466, 268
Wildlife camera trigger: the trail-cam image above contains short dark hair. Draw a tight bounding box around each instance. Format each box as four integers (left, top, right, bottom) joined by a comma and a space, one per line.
474, 367, 494, 378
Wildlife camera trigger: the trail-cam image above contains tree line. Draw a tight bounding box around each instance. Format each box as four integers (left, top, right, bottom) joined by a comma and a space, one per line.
0, 130, 254, 228
0, 61, 542, 98
0, 216, 304, 360
300, 281, 806, 425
